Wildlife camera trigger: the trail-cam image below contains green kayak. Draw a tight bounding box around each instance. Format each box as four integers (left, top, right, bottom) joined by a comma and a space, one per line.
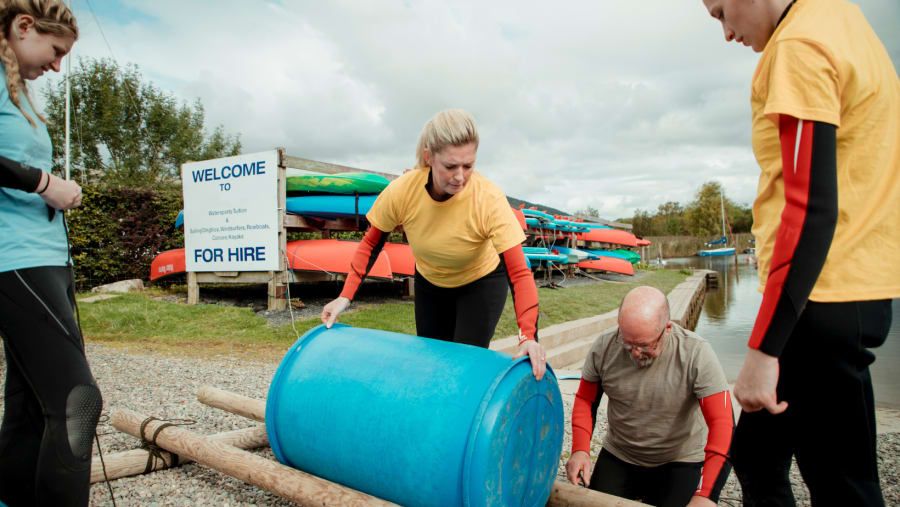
286, 171, 390, 194
611, 248, 641, 264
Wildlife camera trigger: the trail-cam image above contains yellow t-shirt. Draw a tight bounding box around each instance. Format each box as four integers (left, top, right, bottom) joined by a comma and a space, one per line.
366, 167, 526, 288
750, 0, 900, 301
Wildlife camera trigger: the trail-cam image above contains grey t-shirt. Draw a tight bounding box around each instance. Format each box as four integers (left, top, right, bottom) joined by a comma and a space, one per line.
582, 323, 729, 467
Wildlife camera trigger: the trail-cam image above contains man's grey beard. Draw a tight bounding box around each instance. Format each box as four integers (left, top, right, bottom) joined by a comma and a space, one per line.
630, 353, 655, 368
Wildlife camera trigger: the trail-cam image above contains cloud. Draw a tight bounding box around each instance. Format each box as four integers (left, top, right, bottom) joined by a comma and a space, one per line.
56, 0, 900, 219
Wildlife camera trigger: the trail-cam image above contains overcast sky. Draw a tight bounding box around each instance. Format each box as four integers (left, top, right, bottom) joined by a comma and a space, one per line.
54, 0, 900, 220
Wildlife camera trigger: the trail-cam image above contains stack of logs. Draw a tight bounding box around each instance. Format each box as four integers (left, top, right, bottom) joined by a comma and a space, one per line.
93, 386, 646, 507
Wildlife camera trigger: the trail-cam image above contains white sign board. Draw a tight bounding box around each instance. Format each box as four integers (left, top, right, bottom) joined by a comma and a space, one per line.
182, 150, 279, 271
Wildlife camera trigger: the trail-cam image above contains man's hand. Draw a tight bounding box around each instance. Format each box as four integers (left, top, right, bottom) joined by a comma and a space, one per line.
39, 173, 82, 210
687, 495, 716, 507
320, 297, 351, 328
512, 339, 546, 380
565, 450, 592, 487
734, 348, 787, 414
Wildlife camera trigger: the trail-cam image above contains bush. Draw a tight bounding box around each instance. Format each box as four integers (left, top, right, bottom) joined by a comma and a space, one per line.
66, 184, 184, 289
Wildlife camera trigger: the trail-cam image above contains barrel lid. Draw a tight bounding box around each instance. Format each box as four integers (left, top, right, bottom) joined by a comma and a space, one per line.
462, 358, 564, 507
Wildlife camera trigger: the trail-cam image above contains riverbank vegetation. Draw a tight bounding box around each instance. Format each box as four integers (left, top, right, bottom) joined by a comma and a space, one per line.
619, 181, 753, 239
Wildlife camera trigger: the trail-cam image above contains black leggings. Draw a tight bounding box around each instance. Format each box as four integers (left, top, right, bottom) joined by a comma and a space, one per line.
589, 448, 703, 507
414, 260, 509, 348
0, 266, 102, 507
731, 299, 890, 507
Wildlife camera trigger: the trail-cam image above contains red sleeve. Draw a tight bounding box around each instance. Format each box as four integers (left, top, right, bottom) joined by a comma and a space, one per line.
749, 116, 838, 356
695, 391, 735, 502
339, 227, 388, 301
571, 378, 603, 454
501, 244, 539, 344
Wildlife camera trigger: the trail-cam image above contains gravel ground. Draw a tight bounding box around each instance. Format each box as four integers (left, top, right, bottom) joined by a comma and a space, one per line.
0, 344, 897, 506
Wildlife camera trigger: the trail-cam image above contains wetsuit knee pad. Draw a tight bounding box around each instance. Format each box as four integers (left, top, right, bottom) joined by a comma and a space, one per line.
65, 384, 102, 461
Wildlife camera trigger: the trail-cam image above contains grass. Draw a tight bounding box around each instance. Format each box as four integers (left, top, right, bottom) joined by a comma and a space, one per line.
77, 269, 689, 359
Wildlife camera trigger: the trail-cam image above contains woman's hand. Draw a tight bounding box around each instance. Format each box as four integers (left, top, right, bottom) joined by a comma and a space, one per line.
512, 339, 546, 380
321, 297, 351, 328
38, 173, 82, 210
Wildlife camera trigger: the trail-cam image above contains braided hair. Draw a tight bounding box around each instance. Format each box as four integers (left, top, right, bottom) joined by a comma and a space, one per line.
0, 0, 77, 127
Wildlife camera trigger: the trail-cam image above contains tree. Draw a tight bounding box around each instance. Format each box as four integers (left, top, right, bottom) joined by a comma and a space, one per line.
657, 201, 685, 235
631, 209, 652, 237
43, 57, 241, 187
573, 205, 601, 218
685, 181, 727, 237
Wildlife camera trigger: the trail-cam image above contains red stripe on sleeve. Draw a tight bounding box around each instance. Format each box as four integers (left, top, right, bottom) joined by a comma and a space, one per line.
502, 244, 539, 344
571, 378, 599, 454
696, 391, 734, 501
749, 115, 814, 350
339, 227, 386, 301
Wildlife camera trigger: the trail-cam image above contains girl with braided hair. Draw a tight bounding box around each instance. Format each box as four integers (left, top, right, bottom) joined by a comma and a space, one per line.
0, 1, 102, 505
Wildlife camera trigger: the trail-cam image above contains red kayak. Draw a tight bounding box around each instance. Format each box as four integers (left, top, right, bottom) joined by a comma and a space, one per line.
150, 248, 186, 281
578, 257, 635, 276
285, 239, 393, 280
578, 228, 639, 247
382, 242, 415, 277
511, 207, 527, 230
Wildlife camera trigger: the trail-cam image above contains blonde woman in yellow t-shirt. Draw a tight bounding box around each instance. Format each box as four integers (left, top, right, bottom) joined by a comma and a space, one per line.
321, 109, 547, 379
701, 0, 900, 505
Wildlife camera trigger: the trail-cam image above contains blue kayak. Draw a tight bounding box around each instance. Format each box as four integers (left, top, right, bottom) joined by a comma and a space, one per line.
521, 209, 555, 222
523, 247, 568, 264
285, 194, 378, 219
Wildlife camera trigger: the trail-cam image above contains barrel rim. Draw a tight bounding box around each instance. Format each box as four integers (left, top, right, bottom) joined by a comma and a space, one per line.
266, 323, 349, 464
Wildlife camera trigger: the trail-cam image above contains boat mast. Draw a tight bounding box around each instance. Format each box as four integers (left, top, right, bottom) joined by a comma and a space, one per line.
720, 192, 726, 242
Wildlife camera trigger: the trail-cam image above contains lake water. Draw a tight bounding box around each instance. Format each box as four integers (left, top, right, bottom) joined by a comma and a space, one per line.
658, 255, 900, 409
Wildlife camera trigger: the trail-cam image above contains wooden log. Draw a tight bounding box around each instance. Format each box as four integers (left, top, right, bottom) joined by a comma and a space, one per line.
198, 387, 650, 507
198, 385, 266, 422
109, 409, 396, 507
548, 481, 649, 506
90, 425, 267, 484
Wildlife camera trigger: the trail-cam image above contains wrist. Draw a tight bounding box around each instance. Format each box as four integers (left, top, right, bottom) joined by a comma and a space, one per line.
517, 332, 534, 346
36, 173, 50, 194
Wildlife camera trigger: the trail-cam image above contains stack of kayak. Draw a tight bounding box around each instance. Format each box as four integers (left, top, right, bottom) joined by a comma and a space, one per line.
150, 239, 415, 282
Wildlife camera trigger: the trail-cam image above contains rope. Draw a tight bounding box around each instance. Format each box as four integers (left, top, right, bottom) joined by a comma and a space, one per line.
137, 417, 196, 474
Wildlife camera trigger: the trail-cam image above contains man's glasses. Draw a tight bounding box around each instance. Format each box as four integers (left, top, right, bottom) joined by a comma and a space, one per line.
616, 326, 666, 353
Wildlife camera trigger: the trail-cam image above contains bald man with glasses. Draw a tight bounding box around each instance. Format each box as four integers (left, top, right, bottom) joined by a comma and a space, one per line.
565, 286, 734, 507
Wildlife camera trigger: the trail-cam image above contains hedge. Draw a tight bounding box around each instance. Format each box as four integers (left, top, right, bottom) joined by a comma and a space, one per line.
66, 184, 184, 289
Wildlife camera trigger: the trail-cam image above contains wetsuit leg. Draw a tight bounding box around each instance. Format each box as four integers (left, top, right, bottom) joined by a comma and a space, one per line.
451, 261, 508, 348
641, 461, 703, 507
786, 300, 888, 506
414, 268, 457, 341
0, 266, 102, 507
588, 448, 643, 501
731, 395, 797, 505
0, 341, 44, 504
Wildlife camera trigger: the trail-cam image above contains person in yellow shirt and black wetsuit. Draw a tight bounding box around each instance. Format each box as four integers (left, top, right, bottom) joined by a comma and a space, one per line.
321, 109, 547, 380
701, 0, 900, 505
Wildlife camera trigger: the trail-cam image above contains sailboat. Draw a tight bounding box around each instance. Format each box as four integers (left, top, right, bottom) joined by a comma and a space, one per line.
697, 193, 736, 257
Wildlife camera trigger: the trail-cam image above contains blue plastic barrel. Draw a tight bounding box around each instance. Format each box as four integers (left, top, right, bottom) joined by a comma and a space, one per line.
265, 324, 564, 507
